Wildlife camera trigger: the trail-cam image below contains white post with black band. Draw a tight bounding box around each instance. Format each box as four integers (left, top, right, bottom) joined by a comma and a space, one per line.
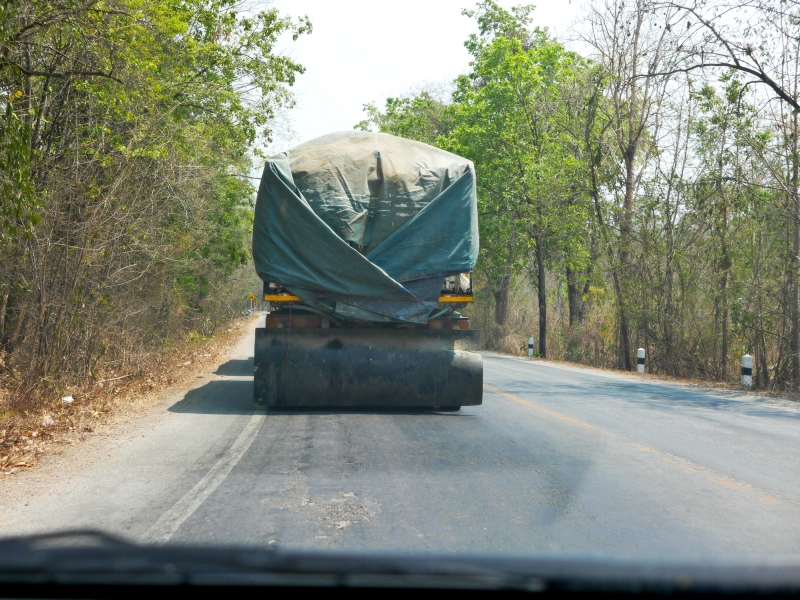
528, 337, 534, 357
741, 354, 752, 387
636, 348, 645, 373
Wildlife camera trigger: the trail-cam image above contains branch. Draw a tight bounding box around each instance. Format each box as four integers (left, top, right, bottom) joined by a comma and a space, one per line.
651, 2, 800, 112
1, 60, 122, 83
639, 62, 800, 112
667, 2, 745, 70
720, 176, 791, 193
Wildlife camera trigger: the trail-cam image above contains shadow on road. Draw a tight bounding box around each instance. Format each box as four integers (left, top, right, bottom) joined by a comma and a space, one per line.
213, 358, 254, 377
262, 406, 469, 416
168, 380, 255, 415
168, 377, 471, 416
497, 375, 800, 422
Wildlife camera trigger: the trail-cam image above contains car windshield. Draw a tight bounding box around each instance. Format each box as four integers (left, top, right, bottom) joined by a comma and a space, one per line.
1, 0, 799, 589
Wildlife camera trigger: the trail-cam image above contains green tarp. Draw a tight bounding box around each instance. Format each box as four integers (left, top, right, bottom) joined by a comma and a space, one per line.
252, 131, 478, 323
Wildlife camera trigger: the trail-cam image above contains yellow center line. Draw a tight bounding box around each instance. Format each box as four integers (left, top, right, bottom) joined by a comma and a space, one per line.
484, 383, 613, 437
483, 383, 779, 504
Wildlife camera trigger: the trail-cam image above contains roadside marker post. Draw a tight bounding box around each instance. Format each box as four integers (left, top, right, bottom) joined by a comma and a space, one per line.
741, 354, 753, 387
528, 337, 534, 357
636, 348, 645, 373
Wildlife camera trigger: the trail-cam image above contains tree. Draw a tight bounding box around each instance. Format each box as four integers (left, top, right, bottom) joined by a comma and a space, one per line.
0, 0, 310, 389
356, 89, 451, 145
360, 2, 596, 356
579, 0, 681, 369
658, 0, 800, 385
445, 3, 594, 355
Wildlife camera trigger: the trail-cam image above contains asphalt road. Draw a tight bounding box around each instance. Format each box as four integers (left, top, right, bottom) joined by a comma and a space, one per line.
3, 317, 800, 559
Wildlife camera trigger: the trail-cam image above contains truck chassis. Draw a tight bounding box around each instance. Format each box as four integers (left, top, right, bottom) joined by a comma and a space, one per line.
254, 327, 482, 408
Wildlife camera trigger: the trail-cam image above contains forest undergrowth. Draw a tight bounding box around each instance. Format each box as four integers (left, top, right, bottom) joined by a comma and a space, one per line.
466, 271, 800, 401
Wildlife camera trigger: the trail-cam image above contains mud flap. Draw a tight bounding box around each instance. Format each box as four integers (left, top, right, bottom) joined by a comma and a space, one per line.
253, 328, 482, 407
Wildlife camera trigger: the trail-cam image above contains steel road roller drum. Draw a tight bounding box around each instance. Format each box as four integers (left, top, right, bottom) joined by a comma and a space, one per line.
254, 328, 482, 408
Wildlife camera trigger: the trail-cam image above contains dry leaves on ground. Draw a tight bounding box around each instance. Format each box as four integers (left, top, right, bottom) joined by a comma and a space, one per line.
0, 315, 256, 476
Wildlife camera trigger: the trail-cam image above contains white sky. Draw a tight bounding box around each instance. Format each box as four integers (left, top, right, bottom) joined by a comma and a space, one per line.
267, 0, 582, 152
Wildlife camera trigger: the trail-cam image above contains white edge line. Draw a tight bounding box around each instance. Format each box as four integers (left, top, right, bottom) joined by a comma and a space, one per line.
144, 412, 266, 545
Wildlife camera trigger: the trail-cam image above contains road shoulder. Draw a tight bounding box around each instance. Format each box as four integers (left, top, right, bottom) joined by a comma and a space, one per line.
484, 352, 800, 412
0, 315, 261, 521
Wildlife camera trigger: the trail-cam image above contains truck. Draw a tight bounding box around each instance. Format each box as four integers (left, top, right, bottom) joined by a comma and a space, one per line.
251, 131, 482, 409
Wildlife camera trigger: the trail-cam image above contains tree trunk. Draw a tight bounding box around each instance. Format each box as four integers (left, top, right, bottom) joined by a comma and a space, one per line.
611, 269, 632, 371
618, 304, 632, 370
36, 281, 47, 362
717, 139, 731, 382
791, 202, 800, 387
566, 267, 591, 326
792, 111, 800, 387
536, 234, 547, 358
617, 147, 636, 372
589, 147, 632, 371
566, 268, 580, 327
721, 270, 729, 380
0, 291, 8, 338
492, 274, 512, 327
759, 328, 770, 387
9, 302, 27, 345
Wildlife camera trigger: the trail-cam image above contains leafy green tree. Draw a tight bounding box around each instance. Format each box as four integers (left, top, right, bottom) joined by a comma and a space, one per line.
359, 2, 594, 356
443, 2, 589, 355
0, 0, 309, 387
691, 76, 756, 379
0, 98, 36, 239
356, 92, 450, 146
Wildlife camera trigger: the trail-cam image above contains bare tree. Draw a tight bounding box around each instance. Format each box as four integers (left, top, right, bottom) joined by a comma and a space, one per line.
579, 0, 682, 369
659, 0, 800, 384
655, 1, 800, 110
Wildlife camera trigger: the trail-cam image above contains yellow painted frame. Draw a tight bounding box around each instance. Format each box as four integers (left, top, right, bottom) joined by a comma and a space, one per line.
263, 294, 300, 302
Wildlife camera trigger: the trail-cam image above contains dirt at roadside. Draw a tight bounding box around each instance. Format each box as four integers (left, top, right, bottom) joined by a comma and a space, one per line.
0, 314, 259, 476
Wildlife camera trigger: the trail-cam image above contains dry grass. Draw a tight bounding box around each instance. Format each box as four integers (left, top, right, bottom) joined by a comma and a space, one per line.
493, 332, 529, 355
0, 315, 257, 476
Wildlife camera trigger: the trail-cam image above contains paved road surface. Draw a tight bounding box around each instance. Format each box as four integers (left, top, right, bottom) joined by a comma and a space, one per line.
3, 317, 800, 558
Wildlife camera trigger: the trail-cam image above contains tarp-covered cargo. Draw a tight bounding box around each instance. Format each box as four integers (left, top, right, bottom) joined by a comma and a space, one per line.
252, 131, 479, 323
